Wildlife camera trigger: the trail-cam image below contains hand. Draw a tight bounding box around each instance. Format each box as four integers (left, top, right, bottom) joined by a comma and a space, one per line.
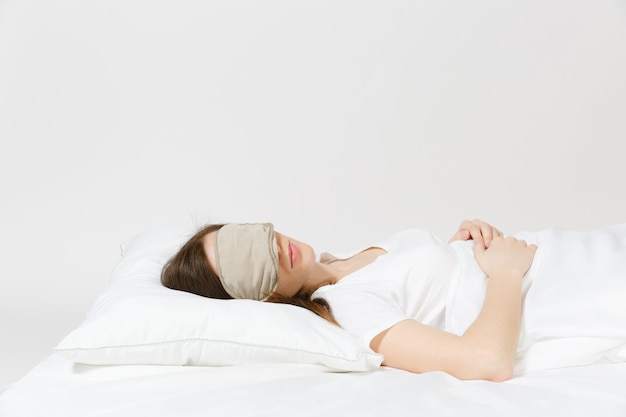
472, 235, 537, 279
449, 219, 503, 249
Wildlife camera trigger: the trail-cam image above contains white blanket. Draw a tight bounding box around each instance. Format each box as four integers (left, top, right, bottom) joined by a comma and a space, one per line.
3, 225, 626, 416
446, 224, 626, 374
2, 355, 626, 417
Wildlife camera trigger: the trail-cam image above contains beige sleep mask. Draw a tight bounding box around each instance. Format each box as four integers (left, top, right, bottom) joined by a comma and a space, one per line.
214, 223, 279, 301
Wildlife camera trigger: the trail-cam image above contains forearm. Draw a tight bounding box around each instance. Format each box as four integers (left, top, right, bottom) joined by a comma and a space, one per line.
461, 272, 523, 379
371, 234, 534, 382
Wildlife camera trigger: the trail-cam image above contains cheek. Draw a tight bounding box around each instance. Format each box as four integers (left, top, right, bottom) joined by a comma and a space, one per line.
298, 243, 316, 266
277, 271, 299, 298
276, 242, 315, 297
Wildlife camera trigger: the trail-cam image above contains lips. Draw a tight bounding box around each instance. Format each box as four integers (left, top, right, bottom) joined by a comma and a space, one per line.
288, 242, 297, 268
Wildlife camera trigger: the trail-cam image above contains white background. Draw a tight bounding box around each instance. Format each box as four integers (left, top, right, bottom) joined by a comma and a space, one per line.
1, 0, 625, 389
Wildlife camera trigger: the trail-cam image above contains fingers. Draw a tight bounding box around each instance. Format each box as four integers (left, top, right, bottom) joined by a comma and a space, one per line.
468, 225, 487, 248
474, 236, 538, 278
467, 219, 501, 248
449, 219, 477, 243
472, 230, 486, 257
500, 238, 539, 264
479, 220, 502, 246
449, 219, 503, 247
448, 229, 470, 243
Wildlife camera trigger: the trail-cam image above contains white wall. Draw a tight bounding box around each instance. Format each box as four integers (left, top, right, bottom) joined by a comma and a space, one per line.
1, 0, 625, 389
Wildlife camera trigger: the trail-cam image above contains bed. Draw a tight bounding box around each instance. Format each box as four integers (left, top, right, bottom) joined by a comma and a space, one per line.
2, 227, 626, 416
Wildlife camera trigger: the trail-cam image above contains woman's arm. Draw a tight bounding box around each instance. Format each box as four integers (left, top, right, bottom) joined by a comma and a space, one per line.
370, 232, 537, 381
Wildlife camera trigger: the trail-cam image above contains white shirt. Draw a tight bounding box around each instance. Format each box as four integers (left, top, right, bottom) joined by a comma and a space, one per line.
313, 229, 460, 348
314, 225, 626, 372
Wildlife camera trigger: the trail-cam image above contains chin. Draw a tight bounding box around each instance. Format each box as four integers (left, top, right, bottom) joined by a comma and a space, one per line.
300, 243, 316, 264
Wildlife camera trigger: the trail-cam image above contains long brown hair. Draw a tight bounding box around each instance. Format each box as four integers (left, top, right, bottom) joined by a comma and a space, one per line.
161, 224, 338, 325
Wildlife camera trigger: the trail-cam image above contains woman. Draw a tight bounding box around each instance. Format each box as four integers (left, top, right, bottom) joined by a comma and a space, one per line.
161, 219, 626, 381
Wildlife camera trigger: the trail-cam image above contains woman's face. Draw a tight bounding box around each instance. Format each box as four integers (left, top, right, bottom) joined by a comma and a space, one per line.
202, 230, 317, 299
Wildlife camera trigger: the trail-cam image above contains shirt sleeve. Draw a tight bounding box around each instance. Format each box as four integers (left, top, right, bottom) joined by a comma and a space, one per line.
315, 285, 410, 348
314, 228, 443, 347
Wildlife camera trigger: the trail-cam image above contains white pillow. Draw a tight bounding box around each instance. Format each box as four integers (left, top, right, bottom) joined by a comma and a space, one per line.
54, 227, 383, 372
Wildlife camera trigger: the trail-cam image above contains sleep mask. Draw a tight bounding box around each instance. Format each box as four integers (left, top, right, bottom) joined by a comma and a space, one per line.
214, 223, 279, 301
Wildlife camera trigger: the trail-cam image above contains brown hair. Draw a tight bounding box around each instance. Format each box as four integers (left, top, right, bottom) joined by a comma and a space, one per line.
161, 224, 338, 325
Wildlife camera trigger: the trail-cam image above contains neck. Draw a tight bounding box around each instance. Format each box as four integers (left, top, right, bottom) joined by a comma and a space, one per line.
302, 247, 387, 294
321, 247, 387, 283
300, 262, 340, 295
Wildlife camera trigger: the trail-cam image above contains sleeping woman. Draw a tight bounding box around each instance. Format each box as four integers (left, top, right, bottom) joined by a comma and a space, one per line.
160, 219, 626, 381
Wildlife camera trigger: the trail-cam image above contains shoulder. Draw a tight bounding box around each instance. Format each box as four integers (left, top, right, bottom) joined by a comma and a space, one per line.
319, 228, 442, 264
381, 228, 444, 253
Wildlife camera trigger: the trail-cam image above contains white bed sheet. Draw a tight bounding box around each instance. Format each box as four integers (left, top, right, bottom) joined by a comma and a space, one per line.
2, 355, 626, 417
